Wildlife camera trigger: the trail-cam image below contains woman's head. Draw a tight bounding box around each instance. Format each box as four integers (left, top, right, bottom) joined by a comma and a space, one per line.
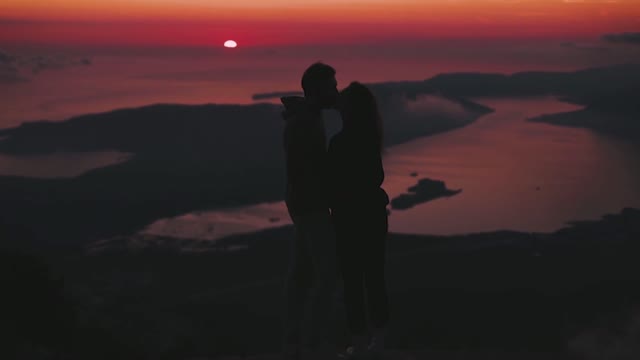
339, 82, 384, 152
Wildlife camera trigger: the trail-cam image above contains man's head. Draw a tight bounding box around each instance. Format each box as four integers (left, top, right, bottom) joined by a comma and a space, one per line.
301, 62, 339, 109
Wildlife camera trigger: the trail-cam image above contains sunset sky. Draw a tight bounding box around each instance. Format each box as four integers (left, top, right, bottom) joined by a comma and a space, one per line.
1, 0, 639, 46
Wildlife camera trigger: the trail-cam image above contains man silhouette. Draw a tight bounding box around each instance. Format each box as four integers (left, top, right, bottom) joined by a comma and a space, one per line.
281, 62, 339, 359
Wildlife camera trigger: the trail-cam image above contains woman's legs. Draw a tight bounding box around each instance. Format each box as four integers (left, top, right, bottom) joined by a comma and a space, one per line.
364, 212, 389, 329
336, 217, 368, 337
335, 209, 389, 338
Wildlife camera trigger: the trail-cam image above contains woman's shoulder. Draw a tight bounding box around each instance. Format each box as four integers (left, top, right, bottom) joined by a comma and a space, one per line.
329, 132, 380, 152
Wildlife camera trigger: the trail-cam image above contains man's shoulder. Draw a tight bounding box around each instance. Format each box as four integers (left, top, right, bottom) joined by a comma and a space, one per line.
281, 96, 306, 108
281, 96, 308, 119
285, 113, 323, 134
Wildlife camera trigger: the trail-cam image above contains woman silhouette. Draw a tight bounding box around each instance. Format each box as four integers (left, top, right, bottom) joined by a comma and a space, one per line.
328, 82, 390, 359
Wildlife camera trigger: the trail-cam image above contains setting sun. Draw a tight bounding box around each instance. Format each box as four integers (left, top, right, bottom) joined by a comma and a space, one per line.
224, 40, 238, 48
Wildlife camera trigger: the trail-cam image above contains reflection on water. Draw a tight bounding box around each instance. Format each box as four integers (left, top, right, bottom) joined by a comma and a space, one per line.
386, 97, 640, 234
405, 95, 469, 120
0, 151, 132, 178
141, 202, 292, 242
142, 98, 640, 241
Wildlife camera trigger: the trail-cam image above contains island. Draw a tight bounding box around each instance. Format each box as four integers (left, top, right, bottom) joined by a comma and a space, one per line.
391, 178, 462, 210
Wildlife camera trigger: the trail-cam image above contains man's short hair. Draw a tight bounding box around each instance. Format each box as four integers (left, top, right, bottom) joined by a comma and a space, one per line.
301, 62, 336, 93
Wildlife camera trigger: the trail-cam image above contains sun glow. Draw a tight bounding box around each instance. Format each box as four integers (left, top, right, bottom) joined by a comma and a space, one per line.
224, 40, 238, 48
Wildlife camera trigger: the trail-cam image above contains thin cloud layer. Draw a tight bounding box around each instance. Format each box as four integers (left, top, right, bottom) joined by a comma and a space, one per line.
0, 49, 91, 83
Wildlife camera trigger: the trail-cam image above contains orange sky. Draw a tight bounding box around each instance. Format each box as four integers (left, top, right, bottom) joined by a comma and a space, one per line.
1, 0, 639, 46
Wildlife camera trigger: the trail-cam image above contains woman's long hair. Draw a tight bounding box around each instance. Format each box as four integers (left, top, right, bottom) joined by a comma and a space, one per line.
340, 82, 384, 153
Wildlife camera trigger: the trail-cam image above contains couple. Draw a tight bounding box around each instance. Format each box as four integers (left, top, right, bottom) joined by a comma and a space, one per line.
281, 63, 390, 360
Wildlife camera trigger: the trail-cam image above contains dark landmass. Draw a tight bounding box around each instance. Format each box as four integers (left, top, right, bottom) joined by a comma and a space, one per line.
255, 63, 640, 102
251, 91, 303, 101
602, 32, 640, 45
4, 208, 639, 359
391, 178, 462, 210
255, 63, 640, 141
0, 84, 491, 250
419, 63, 640, 98
0, 103, 288, 250
408, 64, 640, 141
529, 90, 640, 140
529, 107, 640, 140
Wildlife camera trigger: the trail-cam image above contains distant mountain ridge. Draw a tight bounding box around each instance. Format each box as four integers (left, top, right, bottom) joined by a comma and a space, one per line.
252, 63, 640, 102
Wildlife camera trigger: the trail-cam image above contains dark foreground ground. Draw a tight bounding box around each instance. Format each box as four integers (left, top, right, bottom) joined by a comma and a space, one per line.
2, 208, 640, 360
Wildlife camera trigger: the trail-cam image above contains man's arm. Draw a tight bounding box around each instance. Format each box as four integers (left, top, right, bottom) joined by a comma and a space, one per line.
284, 117, 307, 187
285, 118, 325, 193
